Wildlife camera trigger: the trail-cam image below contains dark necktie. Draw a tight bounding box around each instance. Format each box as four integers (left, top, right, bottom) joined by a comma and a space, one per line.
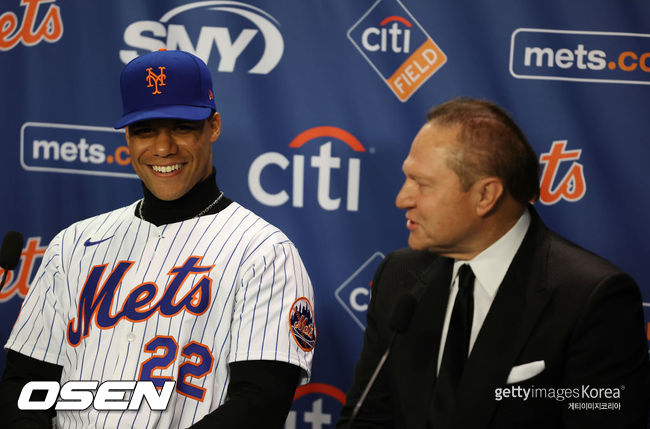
429, 263, 475, 428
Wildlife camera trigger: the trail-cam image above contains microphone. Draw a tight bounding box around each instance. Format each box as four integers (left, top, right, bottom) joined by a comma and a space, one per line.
0, 231, 24, 290
347, 293, 417, 428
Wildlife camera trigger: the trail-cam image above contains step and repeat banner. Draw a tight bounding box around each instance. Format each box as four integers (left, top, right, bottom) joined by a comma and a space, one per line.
1, 0, 649, 426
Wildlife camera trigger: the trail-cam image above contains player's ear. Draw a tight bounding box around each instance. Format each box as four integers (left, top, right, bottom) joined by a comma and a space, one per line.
473, 176, 504, 217
208, 112, 221, 143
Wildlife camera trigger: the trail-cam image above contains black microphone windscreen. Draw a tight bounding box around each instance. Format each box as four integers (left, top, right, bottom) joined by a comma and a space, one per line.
389, 293, 417, 333
0, 231, 24, 270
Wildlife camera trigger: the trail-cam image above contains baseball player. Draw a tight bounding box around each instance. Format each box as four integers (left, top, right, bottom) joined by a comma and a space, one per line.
0, 49, 316, 428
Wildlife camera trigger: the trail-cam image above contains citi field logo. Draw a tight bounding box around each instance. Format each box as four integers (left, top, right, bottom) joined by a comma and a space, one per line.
0, 0, 63, 51
248, 127, 366, 212
510, 29, 650, 85
334, 252, 385, 330
539, 140, 586, 205
348, 0, 447, 101
119, 1, 283, 74
20, 122, 136, 178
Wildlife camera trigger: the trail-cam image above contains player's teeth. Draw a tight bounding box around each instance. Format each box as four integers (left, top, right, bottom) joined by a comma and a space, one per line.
152, 164, 181, 173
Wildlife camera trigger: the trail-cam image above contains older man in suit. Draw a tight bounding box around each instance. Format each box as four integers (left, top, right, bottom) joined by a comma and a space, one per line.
337, 98, 649, 428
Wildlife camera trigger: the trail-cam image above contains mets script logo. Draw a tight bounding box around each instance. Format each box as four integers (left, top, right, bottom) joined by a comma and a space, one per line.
0, 236, 47, 302
539, 140, 586, 205
289, 297, 316, 351
0, 0, 63, 51
66, 256, 213, 346
120, 1, 284, 74
146, 67, 167, 94
348, 0, 447, 101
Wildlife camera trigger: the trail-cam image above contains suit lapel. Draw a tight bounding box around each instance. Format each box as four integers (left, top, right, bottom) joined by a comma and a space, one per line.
392, 256, 453, 427
452, 209, 554, 429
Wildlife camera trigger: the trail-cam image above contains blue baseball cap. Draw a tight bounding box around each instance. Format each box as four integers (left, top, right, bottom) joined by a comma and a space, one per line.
114, 49, 216, 129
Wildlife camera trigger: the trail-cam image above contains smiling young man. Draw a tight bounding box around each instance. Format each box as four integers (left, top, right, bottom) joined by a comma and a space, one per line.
338, 98, 648, 428
1, 50, 316, 428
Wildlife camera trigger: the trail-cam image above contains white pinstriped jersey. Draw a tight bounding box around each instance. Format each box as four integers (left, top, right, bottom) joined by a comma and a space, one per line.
5, 201, 315, 429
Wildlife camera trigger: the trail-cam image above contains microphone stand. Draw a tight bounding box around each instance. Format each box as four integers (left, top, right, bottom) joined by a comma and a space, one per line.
347, 330, 399, 429
347, 293, 416, 428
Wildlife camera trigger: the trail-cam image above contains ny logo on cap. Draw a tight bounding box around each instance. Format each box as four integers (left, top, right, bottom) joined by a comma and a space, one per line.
146, 66, 167, 95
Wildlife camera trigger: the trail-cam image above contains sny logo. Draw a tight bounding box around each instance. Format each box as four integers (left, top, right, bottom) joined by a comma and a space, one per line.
0, 0, 63, 51
348, 0, 447, 101
249, 126, 366, 212
146, 66, 167, 94
120, 1, 283, 74
539, 140, 586, 205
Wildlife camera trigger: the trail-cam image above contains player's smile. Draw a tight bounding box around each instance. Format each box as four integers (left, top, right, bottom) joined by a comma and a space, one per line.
151, 163, 184, 174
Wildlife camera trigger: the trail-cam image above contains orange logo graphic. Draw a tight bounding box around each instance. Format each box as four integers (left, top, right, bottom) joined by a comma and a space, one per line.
348, 0, 447, 102
387, 37, 446, 101
0, 0, 63, 51
539, 140, 586, 205
146, 66, 167, 94
0, 237, 47, 302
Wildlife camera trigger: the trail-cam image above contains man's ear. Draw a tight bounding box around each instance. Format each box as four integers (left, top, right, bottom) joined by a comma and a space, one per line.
473, 177, 504, 217
208, 112, 221, 142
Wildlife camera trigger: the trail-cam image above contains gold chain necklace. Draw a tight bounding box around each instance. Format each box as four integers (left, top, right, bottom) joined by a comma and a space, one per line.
138, 191, 224, 222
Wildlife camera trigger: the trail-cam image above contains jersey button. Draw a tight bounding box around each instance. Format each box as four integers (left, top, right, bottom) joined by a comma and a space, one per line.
127, 333, 136, 342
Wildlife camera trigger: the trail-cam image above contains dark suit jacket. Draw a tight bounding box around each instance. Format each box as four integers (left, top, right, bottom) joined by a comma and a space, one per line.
338, 208, 649, 428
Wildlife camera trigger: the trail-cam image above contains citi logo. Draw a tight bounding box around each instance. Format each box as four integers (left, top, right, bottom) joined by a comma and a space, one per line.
248, 127, 365, 212
361, 16, 412, 54
119, 1, 283, 75
286, 383, 347, 429
334, 252, 384, 330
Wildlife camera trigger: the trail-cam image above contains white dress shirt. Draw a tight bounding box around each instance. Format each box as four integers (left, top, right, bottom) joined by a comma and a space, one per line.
436, 210, 531, 374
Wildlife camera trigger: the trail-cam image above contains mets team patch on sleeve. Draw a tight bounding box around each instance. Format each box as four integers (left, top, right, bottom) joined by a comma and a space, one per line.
289, 297, 316, 351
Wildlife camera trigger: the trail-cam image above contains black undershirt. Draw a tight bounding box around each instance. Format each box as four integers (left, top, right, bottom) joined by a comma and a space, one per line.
137, 168, 232, 226
0, 170, 301, 428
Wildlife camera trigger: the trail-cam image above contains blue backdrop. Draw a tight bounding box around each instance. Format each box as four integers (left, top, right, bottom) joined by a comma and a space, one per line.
1, 1, 649, 426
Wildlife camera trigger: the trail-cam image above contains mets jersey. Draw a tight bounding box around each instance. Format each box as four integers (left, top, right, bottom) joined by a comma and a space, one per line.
5, 200, 316, 428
